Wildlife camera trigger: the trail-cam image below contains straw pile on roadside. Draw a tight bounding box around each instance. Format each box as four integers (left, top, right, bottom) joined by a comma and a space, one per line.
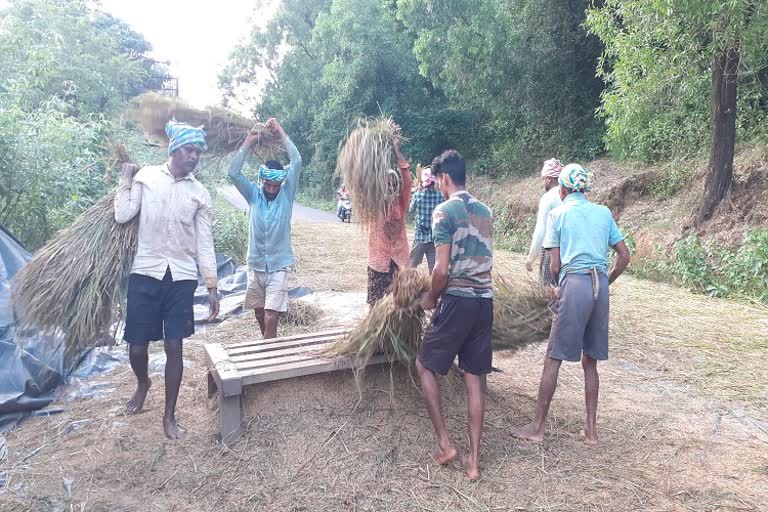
13, 146, 137, 354
336, 117, 404, 228
324, 268, 429, 368
124, 92, 284, 158
492, 274, 554, 351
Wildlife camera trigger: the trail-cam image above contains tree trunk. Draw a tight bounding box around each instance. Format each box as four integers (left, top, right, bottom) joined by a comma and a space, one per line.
696, 46, 740, 226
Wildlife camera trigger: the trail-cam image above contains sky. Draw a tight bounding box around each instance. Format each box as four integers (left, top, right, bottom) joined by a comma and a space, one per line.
97, 0, 274, 110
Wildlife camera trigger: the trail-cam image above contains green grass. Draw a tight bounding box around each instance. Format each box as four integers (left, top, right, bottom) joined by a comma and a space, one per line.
296, 189, 337, 213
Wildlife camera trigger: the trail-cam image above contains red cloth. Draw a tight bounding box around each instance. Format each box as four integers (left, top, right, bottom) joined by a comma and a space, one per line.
367, 161, 412, 272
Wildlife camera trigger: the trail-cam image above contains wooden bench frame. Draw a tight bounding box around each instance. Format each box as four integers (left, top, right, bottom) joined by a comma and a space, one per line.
204, 328, 386, 443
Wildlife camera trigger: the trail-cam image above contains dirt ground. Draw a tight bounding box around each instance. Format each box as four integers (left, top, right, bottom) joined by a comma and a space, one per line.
2, 220, 767, 512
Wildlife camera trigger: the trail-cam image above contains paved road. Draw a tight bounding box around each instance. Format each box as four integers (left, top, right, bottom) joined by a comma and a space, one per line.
218, 185, 340, 224
292, 202, 339, 223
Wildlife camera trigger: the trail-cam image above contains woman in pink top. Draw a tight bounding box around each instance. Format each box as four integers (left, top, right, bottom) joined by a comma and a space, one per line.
366, 138, 412, 306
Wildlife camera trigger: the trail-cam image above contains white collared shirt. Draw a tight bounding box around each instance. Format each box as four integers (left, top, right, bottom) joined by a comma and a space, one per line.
114, 163, 218, 289
526, 186, 563, 265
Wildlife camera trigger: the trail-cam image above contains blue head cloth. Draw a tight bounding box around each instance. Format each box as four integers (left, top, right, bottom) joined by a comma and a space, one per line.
166, 120, 208, 156
259, 164, 288, 183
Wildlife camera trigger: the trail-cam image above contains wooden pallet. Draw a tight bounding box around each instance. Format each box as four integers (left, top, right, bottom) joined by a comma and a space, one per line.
204, 328, 387, 443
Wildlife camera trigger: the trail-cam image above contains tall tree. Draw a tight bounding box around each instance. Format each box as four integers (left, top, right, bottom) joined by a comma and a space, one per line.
587, 0, 768, 224
397, 0, 606, 174
0, 0, 161, 247
221, 0, 473, 191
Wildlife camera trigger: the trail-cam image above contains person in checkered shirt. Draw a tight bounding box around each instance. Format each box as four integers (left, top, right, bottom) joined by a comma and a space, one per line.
409, 167, 444, 273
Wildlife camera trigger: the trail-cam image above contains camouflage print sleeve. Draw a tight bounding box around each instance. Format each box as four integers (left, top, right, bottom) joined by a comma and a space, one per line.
432, 203, 454, 247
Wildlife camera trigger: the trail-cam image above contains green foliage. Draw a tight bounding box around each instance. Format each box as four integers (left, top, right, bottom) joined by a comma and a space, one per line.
211, 197, 249, 263
0, 0, 157, 116
295, 188, 337, 214
649, 167, 695, 199
397, 0, 606, 175
651, 231, 768, 303
493, 206, 535, 253
0, 99, 109, 248
586, 0, 768, 161
0, 0, 164, 249
222, 0, 604, 195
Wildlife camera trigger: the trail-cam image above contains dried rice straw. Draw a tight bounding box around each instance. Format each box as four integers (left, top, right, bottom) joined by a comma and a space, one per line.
12, 145, 137, 355
492, 274, 554, 351
124, 92, 284, 159
324, 268, 429, 368
324, 271, 552, 395
336, 117, 404, 229
282, 299, 323, 327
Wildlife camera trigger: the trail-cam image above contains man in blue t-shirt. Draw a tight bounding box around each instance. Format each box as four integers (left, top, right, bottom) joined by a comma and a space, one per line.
513, 164, 631, 446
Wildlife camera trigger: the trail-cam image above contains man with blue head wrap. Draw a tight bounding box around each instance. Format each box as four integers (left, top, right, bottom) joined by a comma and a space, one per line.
513, 163, 631, 447
228, 118, 302, 339
114, 120, 220, 440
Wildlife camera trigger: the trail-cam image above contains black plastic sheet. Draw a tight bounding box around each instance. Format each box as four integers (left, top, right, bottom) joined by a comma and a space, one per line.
0, 228, 313, 429
0, 224, 70, 431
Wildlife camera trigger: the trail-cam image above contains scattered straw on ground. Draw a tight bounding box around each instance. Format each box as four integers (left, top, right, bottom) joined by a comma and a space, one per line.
3, 219, 767, 512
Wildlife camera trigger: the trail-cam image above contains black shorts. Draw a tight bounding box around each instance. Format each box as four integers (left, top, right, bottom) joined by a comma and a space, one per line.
124, 270, 197, 345
418, 295, 494, 376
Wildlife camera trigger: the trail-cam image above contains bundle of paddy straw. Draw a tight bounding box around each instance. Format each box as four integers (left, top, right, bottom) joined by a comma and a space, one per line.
492, 274, 554, 351
124, 92, 284, 158
336, 117, 404, 228
13, 144, 137, 354
324, 271, 553, 376
324, 267, 430, 368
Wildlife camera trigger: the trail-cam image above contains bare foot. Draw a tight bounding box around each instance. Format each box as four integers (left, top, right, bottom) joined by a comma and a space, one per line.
163, 414, 184, 440
511, 423, 545, 443
461, 454, 481, 481
125, 378, 151, 415
432, 443, 458, 466
580, 429, 598, 447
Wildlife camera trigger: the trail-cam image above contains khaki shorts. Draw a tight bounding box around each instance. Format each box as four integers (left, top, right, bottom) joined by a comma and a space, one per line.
244, 269, 290, 312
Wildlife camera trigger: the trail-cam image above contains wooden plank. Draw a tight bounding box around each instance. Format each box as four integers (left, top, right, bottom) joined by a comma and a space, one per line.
203, 343, 242, 398
229, 340, 337, 363
240, 353, 390, 386
235, 352, 321, 372
207, 372, 217, 399
225, 328, 350, 351
226, 334, 346, 357
220, 394, 242, 444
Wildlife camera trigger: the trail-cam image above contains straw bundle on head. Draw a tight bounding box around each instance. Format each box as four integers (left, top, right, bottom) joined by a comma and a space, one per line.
124, 92, 284, 158
13, 146, 137, 355
337, 117, 403, 228
324, 268, 429, 368
492, 274, 554, 351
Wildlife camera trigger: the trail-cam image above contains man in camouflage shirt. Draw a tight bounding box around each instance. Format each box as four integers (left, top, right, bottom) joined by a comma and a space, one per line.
417, 150, 494, 481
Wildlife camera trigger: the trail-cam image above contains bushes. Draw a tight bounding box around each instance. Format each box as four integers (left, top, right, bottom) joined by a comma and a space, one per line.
211, 197, 249, 263
623, 229, 768, 303
667, 231, 768, 302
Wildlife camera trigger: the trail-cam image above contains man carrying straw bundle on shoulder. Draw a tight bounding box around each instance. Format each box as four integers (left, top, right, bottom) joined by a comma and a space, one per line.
416, 150, 494, 481
408, 166, 443, 274
228, 118, 302, 339
366, 137, 412, 307
115, 121, 220, 440
526, 158, 563, 286
513, 164, 631, 446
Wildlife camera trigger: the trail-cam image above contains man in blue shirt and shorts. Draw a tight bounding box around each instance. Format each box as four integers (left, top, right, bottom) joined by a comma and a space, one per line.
513, 164, 631, 446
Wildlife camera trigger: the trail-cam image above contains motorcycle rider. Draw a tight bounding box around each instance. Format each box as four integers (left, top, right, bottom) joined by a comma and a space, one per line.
337, 184, 350, 220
